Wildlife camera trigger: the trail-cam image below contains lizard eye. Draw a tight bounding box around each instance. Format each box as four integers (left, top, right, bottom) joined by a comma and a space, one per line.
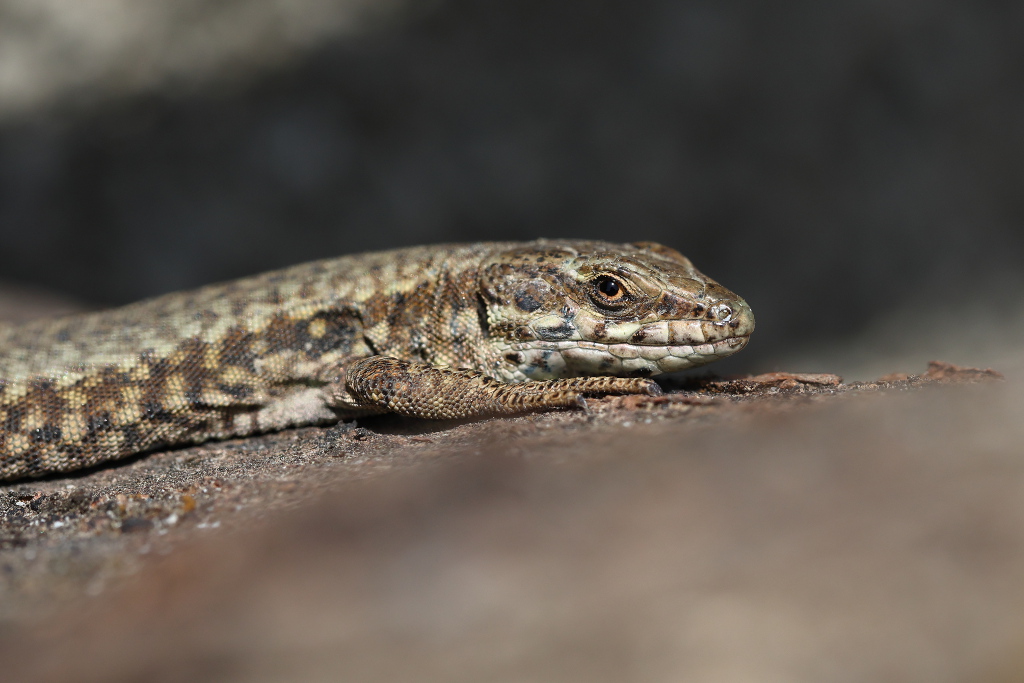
593, 276, 626, 303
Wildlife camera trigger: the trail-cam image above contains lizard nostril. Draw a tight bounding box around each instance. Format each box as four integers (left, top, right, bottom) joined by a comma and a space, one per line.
707, 303, 733, 322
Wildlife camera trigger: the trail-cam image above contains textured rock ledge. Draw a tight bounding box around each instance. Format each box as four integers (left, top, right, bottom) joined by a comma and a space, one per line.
0, 359, 1017, 683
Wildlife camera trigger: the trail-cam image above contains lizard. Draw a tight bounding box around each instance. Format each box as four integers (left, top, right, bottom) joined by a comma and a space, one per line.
0, 240, 754, 481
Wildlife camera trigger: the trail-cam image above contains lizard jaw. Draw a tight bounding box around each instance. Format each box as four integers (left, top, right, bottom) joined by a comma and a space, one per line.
493, 335, 750, 382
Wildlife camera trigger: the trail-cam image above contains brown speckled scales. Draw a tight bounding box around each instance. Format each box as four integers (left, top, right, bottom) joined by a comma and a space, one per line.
0, 241, 754, 481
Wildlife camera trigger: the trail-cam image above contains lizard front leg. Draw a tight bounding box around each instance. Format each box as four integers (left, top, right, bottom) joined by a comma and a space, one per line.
337, 356, 660, 420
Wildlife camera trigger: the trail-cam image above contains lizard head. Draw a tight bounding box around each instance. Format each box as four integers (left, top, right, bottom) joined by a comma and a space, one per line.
479, 240, 754, 382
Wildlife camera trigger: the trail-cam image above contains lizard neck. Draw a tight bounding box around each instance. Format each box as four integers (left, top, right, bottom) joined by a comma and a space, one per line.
359, 256, 498, 375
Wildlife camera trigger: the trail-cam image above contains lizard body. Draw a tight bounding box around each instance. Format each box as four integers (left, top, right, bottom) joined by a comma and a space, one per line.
0, 240, 754, 480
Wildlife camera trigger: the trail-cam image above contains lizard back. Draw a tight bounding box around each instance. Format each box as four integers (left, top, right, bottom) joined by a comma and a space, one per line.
0, 243, 499, 479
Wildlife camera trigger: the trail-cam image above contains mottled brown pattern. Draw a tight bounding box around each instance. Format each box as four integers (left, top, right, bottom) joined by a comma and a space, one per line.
0, 240, 754, 480
346, 357, 661, 419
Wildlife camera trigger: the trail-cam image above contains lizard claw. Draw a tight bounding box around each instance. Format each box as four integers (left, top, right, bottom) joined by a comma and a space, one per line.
642, 379, 663, 396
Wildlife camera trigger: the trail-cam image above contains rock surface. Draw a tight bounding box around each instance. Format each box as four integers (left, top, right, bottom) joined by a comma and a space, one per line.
1, 352, 1018, 683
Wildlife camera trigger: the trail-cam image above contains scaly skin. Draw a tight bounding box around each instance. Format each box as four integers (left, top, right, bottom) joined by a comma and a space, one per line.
0, 240, 753, 480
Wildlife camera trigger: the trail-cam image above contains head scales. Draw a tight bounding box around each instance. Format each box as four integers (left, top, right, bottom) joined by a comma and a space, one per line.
478, 240, 754, 382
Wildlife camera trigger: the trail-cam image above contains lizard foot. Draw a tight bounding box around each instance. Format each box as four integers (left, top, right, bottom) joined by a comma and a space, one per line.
344, 356, 659, 420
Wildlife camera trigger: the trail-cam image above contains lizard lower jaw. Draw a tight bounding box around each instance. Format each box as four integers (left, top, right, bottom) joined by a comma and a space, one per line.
498, 335, 750, 382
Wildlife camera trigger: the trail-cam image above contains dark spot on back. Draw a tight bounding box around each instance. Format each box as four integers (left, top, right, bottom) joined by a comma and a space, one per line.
218, 328, 258, 372
302, 310, 357, 359
88, 413, 112, 433
29, 378, 53, 392
143, 401, 171, 421
185, 386, 203, 406
120, 424, 143, 449
4, 406, 24, 432
31, 425, 61, 443
218, 383, 254, 400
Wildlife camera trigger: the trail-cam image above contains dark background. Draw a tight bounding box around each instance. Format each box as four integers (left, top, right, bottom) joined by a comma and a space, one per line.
1, 0, 1021, 375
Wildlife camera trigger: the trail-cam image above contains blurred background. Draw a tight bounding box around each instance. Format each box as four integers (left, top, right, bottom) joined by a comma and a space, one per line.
0, 0, 1021, 377
4, 6, 1024, 680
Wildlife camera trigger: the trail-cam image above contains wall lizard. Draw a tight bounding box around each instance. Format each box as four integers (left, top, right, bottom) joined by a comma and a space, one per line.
0, 240, 754, 480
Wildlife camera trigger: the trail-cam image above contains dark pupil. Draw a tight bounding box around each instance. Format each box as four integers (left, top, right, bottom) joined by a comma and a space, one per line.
598, 278, 620, 297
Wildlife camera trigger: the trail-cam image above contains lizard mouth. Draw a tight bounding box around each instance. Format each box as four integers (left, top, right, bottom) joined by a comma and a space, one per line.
501, 335, 750, 381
